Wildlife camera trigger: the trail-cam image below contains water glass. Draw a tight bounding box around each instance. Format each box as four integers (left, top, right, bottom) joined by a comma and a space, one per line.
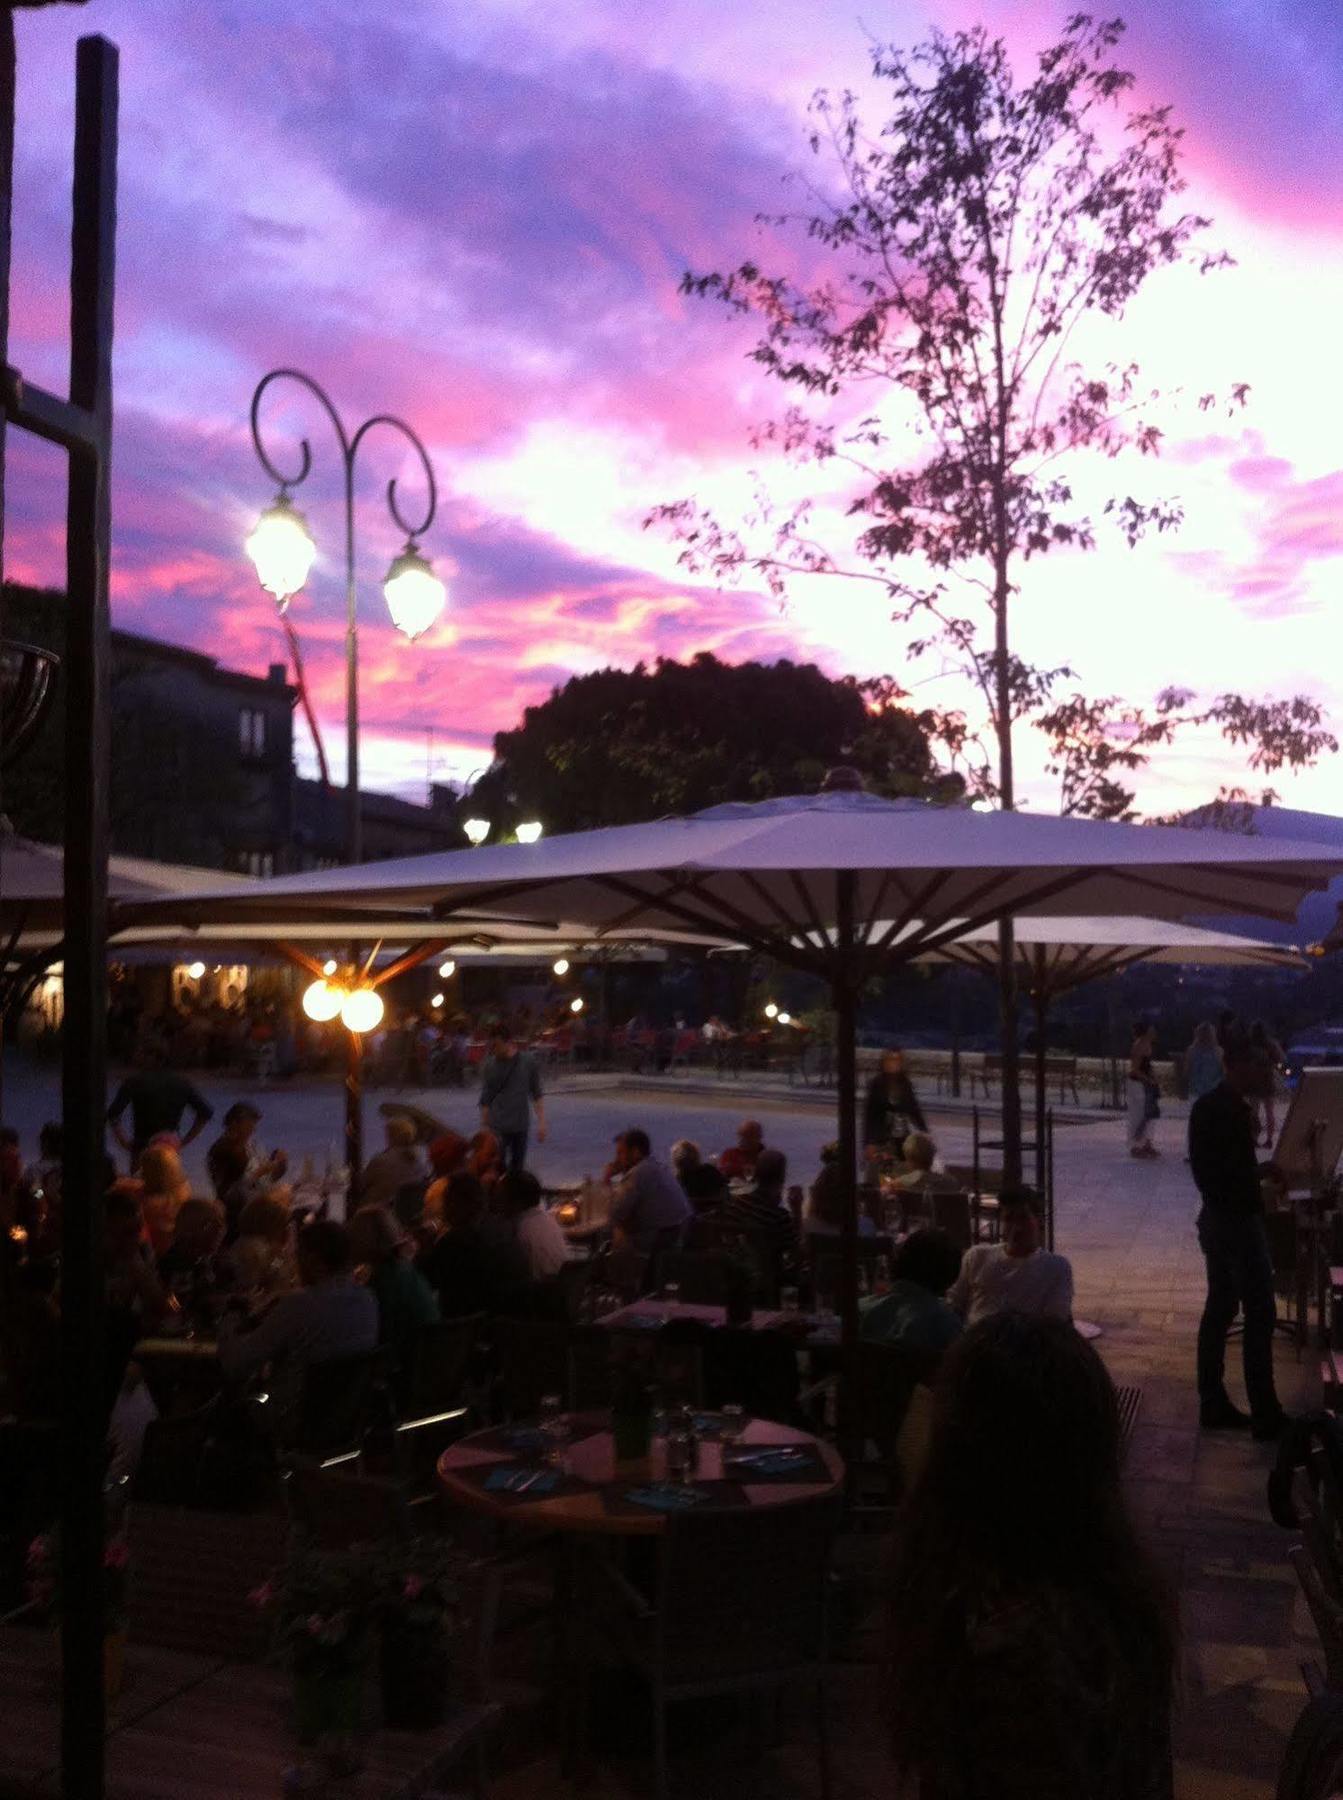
662, 1280, 681, 1306
780, 1285, 800, 1316
538, 1393, 569, 1464
719, 1403, 746, 1446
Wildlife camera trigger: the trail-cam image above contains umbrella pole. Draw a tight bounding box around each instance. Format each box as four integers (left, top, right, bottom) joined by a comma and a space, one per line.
997, 916, 1023, 1184
834, 871, 860, 1479
1033, 946, 1048, 1196
345, 1031, 363, 1197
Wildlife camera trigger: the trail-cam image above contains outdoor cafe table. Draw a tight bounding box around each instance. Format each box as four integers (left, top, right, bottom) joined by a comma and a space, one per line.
597, 1296, 841, 1343
437, 1410, 844, 1537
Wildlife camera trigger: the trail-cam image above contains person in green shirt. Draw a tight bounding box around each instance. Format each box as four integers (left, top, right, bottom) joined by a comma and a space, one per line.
861, 1227, 964, 1355
349, 1205, 440, 1363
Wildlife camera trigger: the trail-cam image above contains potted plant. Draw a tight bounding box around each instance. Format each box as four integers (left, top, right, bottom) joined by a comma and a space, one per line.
374, 1537, 464, 1729
251, 1545, 376, 1758
26, 1529, 130, 1701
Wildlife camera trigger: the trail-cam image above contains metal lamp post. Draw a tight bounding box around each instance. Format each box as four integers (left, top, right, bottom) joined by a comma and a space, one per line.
246, 369, 445, 1172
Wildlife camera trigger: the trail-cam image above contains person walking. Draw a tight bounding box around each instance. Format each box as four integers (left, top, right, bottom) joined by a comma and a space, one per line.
1126, 1022, 1160, 1160
1189, 1038, 1288, 1439
1248, 1020, 1286, 1147
478, 1031, 546, 1174
1183, 1022, 1223, 1105
862, 1048, 928, 1162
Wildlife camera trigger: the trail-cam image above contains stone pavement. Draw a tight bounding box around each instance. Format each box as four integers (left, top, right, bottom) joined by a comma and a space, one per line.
0, 1052, 1323, 1795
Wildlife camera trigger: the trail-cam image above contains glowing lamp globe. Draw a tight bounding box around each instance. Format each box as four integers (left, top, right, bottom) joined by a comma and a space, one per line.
463, 818, 490, 847
246, 496, 316, 607
778, 1012, 792, 1026
383, 544, 446, 641
438, 960, 456, 979
303, 978, 344, 1023
570, 997, 584, 1014
764, 1003, 779, 1020
323, 958, 338, 977
341, 986, 385, 1034
515, 820, 543, 845
186, 961, 206, 980
552, 957, 570, 977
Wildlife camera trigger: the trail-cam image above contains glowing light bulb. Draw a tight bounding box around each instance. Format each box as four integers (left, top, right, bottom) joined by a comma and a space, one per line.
778, 1012, 792, 1026
438, 960, 456, 979
570, 997, 584, 1014
303, 979, 344, 1023
340, 986, 385, 1034
764, 1003, 779, 1020
186, 961, 206, 980
431, 993, 445, 1008
515, 820, 543, 845
553, 957, 570, 977
246, 495, 316, 607
322, 958, 338, 977
382, 542, 446, 641
463, 818, 490, 847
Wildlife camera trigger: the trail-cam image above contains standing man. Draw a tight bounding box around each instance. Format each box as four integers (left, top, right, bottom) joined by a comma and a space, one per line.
1189, 1038, 1289, 1440
479, 1031, 546, 1174
107, 1046, 214, 1169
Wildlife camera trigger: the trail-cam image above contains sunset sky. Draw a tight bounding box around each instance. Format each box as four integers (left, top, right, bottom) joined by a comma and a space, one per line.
7, 0, 1343, 816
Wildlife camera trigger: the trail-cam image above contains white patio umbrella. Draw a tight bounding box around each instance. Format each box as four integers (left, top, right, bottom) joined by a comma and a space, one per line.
916, 916, 1306, 1195
120, 783, 1343, 1395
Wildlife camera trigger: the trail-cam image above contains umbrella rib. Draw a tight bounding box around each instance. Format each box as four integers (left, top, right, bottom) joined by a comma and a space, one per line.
588, 874, 828, 976
1105, 863, 1317, 918
900, 870, 1096, 962
859, 872, 897, 948
868, 869, 956, 959
788, 871, 832, 951
738, 870, 809, 941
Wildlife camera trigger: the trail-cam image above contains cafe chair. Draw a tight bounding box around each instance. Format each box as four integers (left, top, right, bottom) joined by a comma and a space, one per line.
854, 1340, 943, 1516
929, 1190, 974, 1256
283, 1456, 411, 1549
292, 1348, 392, 1460
578, 1494, 842, 1800
401, 1314, 485, 1417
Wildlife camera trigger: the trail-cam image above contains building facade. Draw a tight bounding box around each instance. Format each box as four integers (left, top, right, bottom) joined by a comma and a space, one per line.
0, 583, 459, 871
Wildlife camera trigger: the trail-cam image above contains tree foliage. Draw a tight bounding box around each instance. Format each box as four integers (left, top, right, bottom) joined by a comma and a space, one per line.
647, 15, 1328, 818
469, 652, 962, 833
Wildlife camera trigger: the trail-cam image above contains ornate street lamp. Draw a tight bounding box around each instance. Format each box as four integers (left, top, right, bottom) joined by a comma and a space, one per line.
0, 639, 58, 769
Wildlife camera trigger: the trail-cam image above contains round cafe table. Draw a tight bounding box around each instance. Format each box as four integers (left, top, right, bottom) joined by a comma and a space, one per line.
438, 1410, 844, 1537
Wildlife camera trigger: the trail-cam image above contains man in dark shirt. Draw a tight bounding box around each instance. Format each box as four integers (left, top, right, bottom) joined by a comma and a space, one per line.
1189, 1040, 1287, 1439
107, 1052, 214, 1167
419, 1173, 528, 1318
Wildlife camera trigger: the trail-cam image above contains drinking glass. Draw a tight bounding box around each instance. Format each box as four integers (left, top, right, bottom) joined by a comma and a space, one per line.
662, 1280, 681, 1307
780, 1285, 800, 1316
539, 1393, 569, 1464
719, 1403, 746, 1446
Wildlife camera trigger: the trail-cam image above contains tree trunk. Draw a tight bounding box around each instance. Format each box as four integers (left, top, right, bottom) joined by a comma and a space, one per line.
993, 561, 1023, 1183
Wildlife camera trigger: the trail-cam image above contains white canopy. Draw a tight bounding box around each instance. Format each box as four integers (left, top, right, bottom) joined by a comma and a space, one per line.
123, 791, 1343, 970
916, 914, 1305, 990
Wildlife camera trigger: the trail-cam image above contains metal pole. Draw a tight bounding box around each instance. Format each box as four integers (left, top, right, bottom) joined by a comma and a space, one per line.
834, 870, 860, 1471
1033, 945, 1048, 1196
60, 36, 118, 1800
997, 914, 1022, 1183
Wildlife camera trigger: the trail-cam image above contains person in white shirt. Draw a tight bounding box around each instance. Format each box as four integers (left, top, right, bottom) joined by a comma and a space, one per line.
498, 1169, 570, 1280
948, 1188, 1073, 1328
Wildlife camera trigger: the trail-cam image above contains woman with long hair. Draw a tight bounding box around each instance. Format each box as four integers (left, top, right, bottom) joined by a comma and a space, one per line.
888, 1313, 1176, 1799
862, 1048, 928, 1162
1126, 1021, 1160, 1160
137, 1141, 192, 1258
1183, 1021, 1223, 1104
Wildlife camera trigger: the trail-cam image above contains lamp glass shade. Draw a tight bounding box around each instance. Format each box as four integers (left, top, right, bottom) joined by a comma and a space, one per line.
570, 997, 584, 1014
247, 497, 316, 606
778, 1012, 792, 1026
341, 986, 385, 1034
515, 820, 543, 845
552, 957, 570, 977
303, 978, 344, 1023
438, 960, 456, 979
383, 545, 446, 640
431, 992, 445, 1008
463, 818, 490, 846
764, 1003, 779, 1020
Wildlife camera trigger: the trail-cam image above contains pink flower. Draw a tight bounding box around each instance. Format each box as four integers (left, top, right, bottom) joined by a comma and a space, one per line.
306, 1614, 326, 1637
402, 1576, 425, 1601
26, 1535, 53, 1566
103, 1540, 129, 1571
248, 1582, 275, 1610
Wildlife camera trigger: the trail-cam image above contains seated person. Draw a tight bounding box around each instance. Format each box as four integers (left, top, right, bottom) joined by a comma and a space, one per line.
348, 1205, 440, 1356
157, 1195, 228, 1291
104, 1183, 168, 1405
497, 1169, 570, 1280
948, 1188, 1073, 1328
466, 1129, 504, 1195
720, 1148, 798, 1259
138, 1142, 192, 1259
888, 1132, 962, 1194
803, 1154, 877, 1238
227, 1193, 298, 1298
861, 1228, 964, 1353
718, 1119, 764, 1183
421, 1129, 469, 1228
608, 1129, 692, 1254
671, 1139, 728, 1211
419, 1172, 529, 1318
206, 1101, 287, 1233
359, 1115, 424, 1211
218, 1219, 378, 1384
